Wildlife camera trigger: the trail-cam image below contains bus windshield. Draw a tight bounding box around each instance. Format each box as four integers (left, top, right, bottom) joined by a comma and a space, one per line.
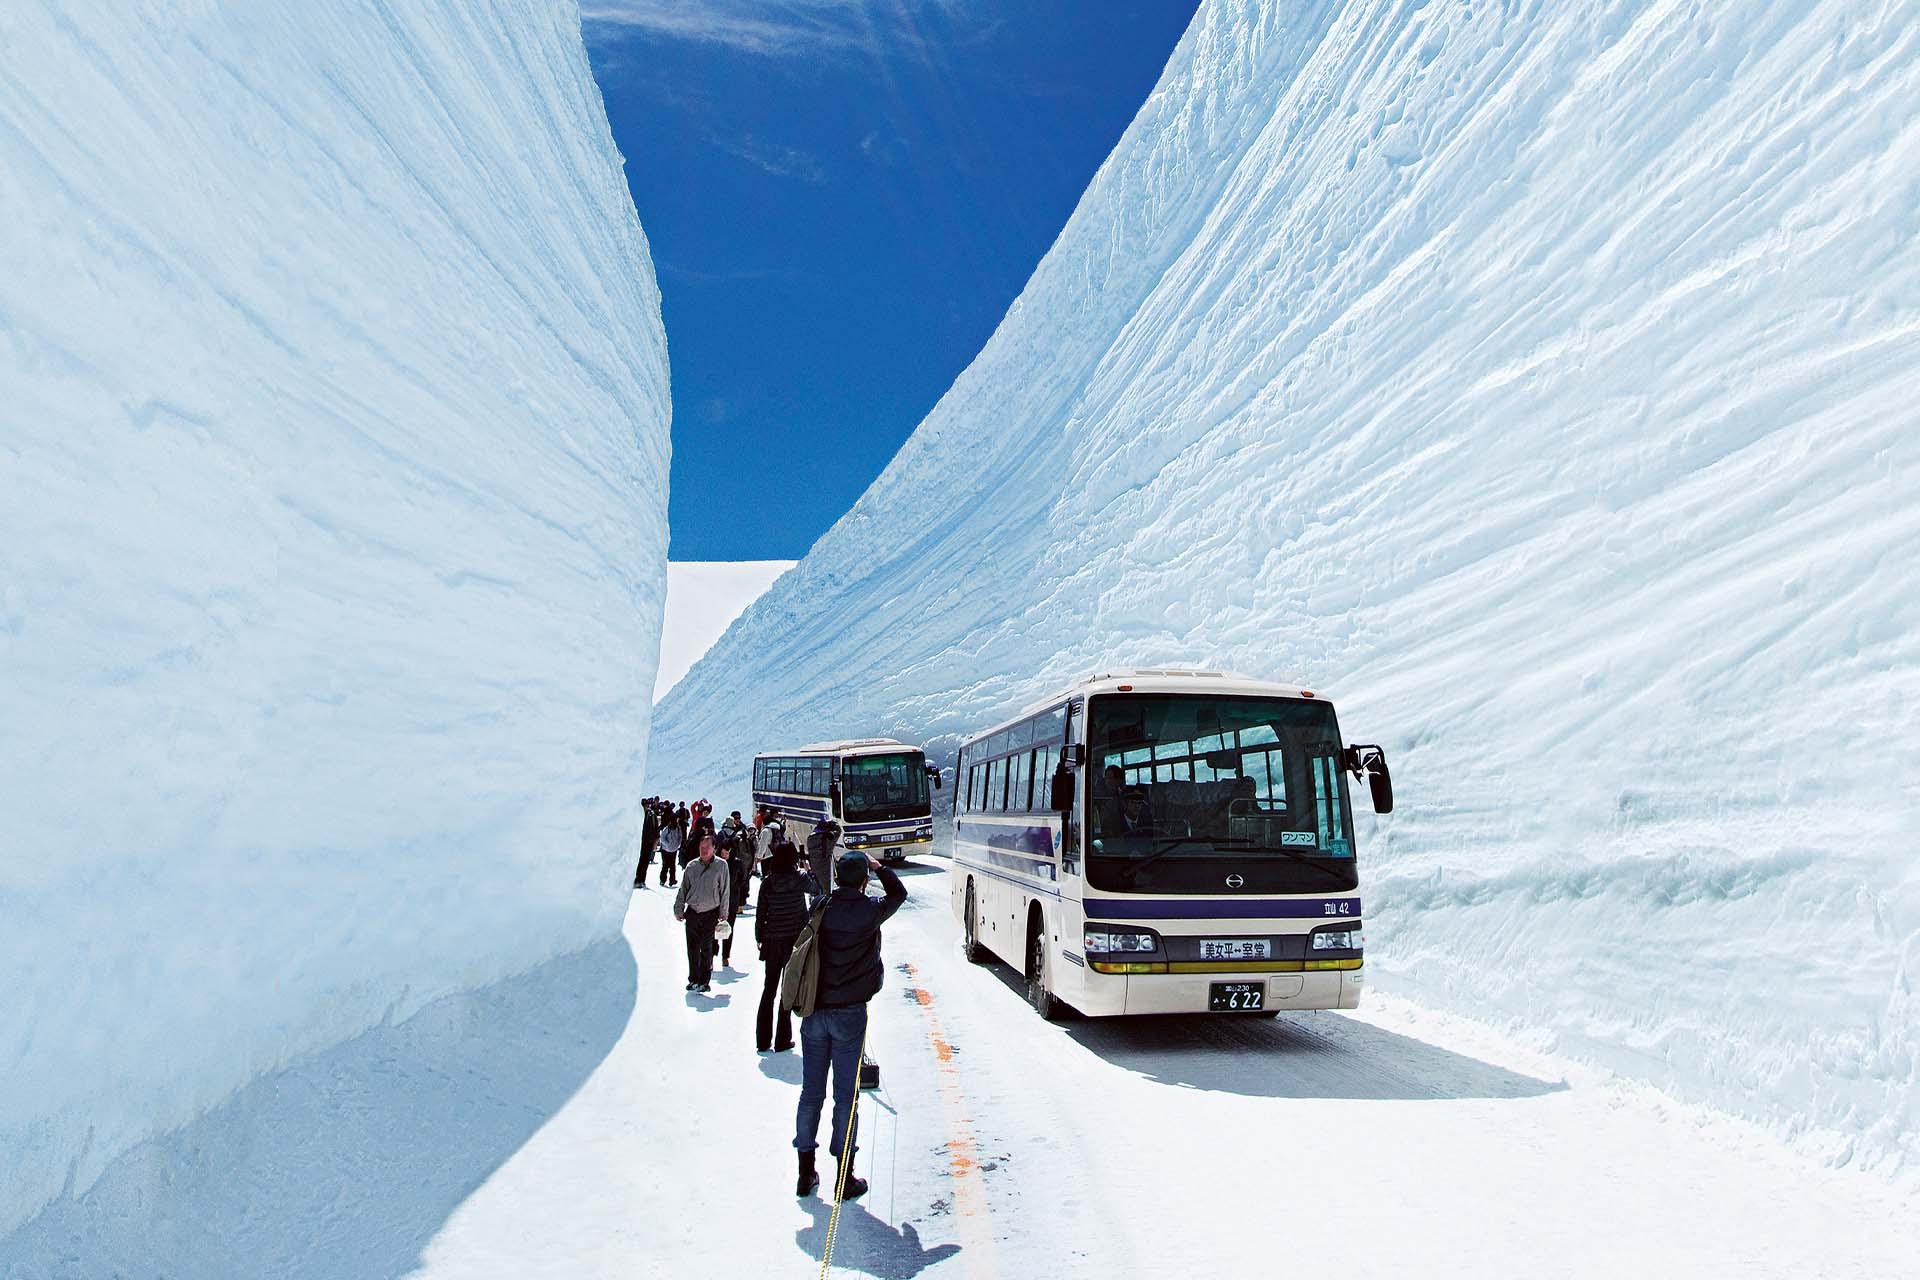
840, 752, 930, 821
1085, 694, 1357, 894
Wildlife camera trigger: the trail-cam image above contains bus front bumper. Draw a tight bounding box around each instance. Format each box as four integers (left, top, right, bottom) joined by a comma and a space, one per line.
1091, 966, 1361, 1015
844, 833, 933, 863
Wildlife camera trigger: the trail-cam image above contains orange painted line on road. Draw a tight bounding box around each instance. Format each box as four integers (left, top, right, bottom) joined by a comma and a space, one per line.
902, 963, 998, 1280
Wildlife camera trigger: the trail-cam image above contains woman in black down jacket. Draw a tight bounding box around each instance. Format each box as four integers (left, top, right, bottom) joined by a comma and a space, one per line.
755, 839, 821, 1053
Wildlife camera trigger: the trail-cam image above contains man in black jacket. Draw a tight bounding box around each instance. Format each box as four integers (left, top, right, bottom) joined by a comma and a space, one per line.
635, 799, 659, 889
793, 852, 906, 1200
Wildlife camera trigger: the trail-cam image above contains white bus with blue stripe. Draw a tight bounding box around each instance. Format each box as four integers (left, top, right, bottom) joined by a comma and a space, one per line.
751, 739, 940, 863
950, 670, 1393, 1019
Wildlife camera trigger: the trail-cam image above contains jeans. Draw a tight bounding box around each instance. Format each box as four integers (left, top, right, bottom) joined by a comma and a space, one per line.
660, 853, 678, 886
795, 1004, 868, 1158
757, 938, 796, 1051
683, 907, 719, 985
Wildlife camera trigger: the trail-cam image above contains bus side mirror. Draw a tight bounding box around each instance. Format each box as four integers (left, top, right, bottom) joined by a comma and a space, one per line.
1368, 760, 1393, 814
829, 781, 842, 809
1342, 745, 1393, 814
1063, 744, 1086, 768
1050, 766, 1074, 812
927, 765, 942, 790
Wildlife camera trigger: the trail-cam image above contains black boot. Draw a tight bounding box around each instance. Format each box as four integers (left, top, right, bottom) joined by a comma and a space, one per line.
796, 1150, 819, 1198
835, 1153, 868, 1202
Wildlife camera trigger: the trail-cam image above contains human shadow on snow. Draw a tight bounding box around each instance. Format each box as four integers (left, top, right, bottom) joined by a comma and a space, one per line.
758, 1050, 806, 1086
796, 1195, 960, 1279
0, 939, 636, 1280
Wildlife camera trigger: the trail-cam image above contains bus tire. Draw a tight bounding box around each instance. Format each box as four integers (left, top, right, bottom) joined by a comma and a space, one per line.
1027, 915, 1062, 1022
962, 879, 987, 964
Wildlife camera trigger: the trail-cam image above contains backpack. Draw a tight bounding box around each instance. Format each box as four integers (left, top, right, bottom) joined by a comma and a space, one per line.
779, 900, 832, 1018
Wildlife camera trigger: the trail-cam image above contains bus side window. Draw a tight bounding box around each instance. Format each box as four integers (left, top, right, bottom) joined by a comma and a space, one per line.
1033, 746, 1056, 811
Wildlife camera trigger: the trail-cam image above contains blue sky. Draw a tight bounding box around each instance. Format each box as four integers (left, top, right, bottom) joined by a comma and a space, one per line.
583, 1, 1201, 560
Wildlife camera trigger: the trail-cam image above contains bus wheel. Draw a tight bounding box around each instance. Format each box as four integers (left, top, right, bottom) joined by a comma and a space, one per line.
1027, 921, 1062, 1022
962, 880, 986, 964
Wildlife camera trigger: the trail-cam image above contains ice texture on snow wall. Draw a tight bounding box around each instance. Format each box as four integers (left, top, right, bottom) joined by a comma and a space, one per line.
0, 1, 669, 1236
649, 0, 1920, 1172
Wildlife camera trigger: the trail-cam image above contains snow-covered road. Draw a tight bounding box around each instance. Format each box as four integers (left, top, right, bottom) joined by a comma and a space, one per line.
410, 853, 1918, 1279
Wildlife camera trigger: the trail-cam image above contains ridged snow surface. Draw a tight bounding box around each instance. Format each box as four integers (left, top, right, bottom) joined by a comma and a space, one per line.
650, 0, 1920, 1173
0, 1, 669, 1238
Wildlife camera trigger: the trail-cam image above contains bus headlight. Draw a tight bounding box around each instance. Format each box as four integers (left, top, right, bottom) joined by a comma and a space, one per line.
1311, 927, 1363, 950
1085, 928, 1158, 954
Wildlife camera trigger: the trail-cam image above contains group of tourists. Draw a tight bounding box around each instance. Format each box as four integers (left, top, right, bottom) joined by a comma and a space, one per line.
633, 796, 908, 1202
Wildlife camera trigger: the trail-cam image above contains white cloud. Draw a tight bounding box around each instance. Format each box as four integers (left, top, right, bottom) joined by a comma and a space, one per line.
707, 133, 828, 182
582, 0, 972, 60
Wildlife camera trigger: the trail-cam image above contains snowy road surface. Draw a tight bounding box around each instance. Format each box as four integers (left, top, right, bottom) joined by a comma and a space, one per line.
405, 852, 1917, 1280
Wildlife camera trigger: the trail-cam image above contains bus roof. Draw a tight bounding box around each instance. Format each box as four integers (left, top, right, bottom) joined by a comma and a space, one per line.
959, 669, 1324, 749
754, 738, 922, 759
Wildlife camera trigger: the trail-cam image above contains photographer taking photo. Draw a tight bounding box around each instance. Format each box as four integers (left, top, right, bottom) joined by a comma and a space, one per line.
793, 850, 905, 1200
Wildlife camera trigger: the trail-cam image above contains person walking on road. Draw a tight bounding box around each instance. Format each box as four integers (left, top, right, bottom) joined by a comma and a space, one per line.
805, 818, 840, 869
756, 811, 783, 874
636, 799, 660, 889
717, 832, 750, 971
754, 839, 820, 1054
658, 813, 684, 887
794, 851, 906, 1200
673, 834, 729, 992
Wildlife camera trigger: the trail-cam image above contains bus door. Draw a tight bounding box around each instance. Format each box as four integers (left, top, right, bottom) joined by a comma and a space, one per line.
1060, 699, 1083, 880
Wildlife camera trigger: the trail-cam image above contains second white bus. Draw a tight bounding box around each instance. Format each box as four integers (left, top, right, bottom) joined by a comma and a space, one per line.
752, 738, 942, 863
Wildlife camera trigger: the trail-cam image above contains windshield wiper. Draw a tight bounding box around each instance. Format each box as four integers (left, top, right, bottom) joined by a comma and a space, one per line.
1210, 837, 1352, 883
1113, 836, 1211, 878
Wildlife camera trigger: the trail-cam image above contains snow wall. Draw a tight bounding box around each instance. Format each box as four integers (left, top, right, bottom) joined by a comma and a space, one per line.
0, 1, 669, 1238
648, 0, 1920, 1174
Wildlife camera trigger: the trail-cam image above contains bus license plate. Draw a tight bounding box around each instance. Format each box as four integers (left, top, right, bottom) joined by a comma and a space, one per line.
1209, 982, 1264, 1011
1199, 939, 1270, 961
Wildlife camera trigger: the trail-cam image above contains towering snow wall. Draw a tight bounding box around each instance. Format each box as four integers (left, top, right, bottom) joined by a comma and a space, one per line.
650, 0, 1920, 1172
0, 1, 669, 1237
